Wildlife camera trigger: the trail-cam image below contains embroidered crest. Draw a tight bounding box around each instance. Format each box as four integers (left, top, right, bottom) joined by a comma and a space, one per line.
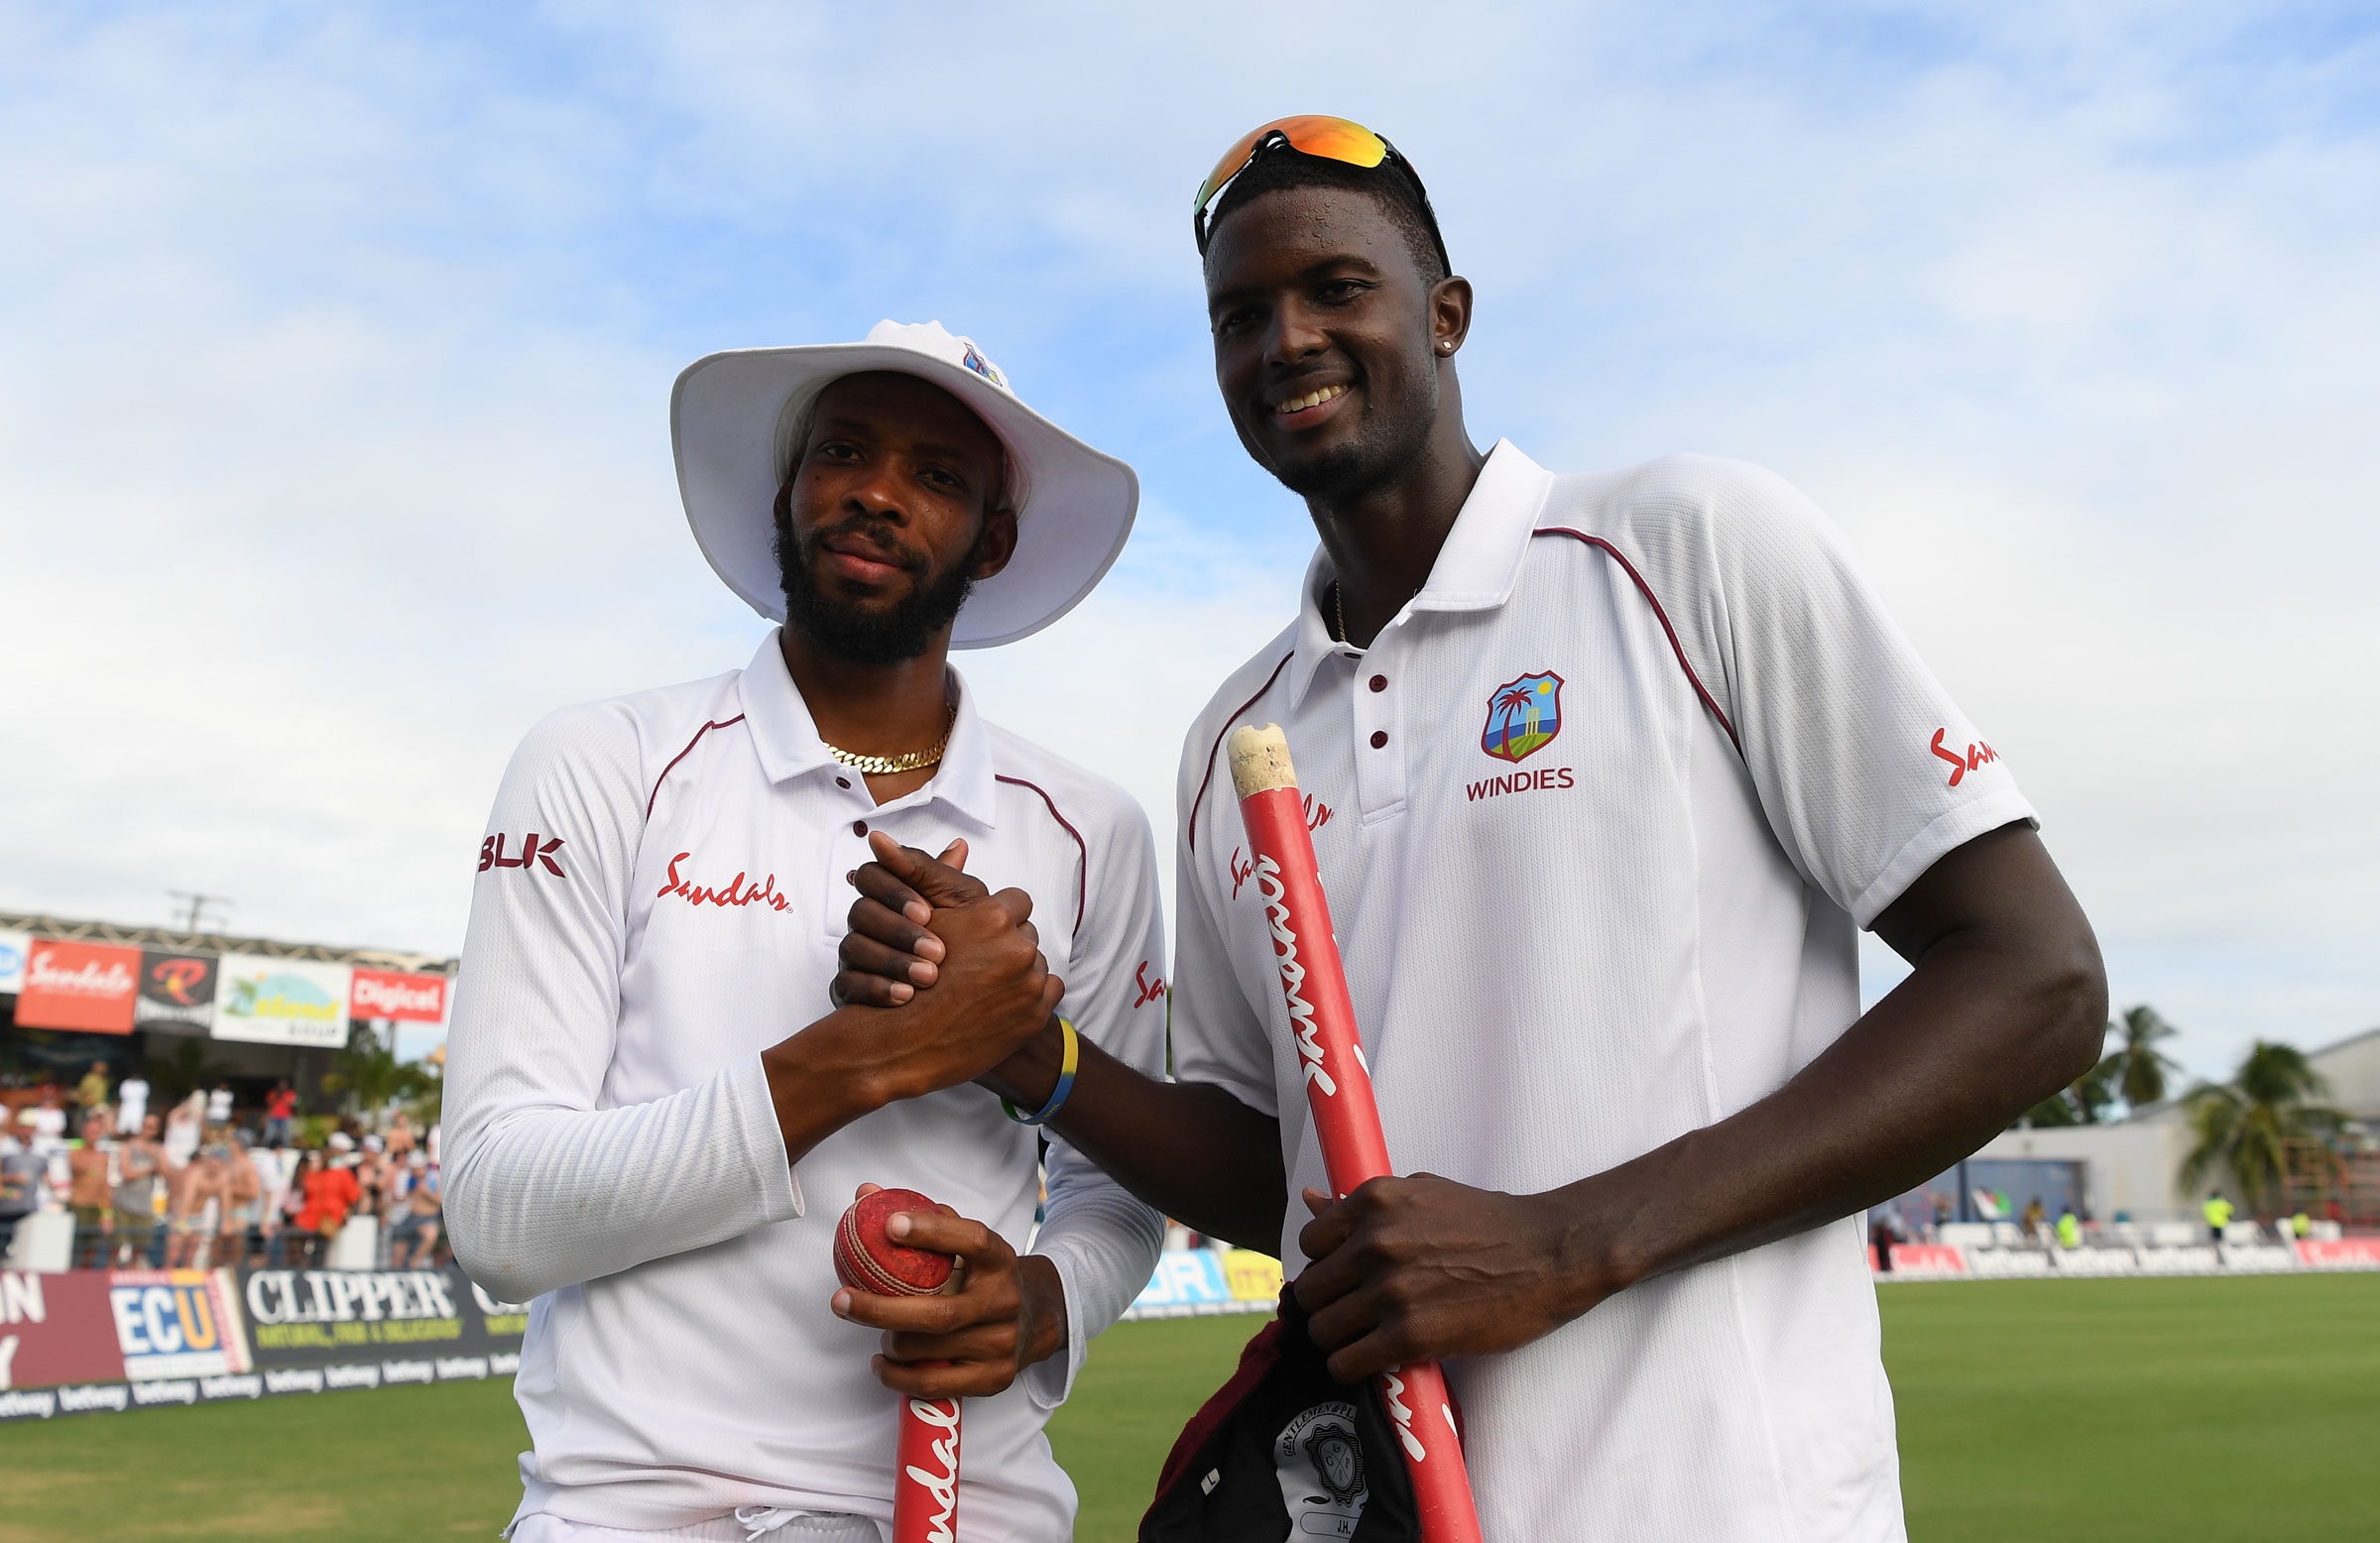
1480, 670, 1564, 763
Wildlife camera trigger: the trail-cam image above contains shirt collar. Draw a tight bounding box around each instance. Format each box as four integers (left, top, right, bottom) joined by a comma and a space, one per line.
1284, 439, 1553, 708
736, 630, 1001, 829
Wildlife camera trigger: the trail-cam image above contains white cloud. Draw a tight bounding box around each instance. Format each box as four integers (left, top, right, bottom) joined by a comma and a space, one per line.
1, 2, 2374, 1081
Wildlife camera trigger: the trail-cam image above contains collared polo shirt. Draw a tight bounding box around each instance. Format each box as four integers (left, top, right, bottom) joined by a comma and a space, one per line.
1169, 442, 2033, 1543
444, 632, 1166, 1540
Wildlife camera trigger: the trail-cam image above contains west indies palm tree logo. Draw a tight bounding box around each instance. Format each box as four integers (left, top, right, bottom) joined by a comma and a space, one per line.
1480, 670, 1565, 763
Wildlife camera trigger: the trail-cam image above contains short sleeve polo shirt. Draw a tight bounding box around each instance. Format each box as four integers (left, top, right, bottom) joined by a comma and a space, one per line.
445, 632, 1167, 1538
1168, 442, 2032, 1543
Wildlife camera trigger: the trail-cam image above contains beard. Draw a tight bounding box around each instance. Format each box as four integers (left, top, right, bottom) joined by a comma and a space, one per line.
776, 514, 978, 666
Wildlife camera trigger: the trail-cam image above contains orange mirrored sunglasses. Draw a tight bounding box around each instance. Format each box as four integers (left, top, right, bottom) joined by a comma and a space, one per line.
1192, 114, 1447, 269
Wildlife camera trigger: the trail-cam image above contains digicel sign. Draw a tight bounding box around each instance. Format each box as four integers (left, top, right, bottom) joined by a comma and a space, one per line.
349, 969, 448, 1022
17, 940, 141, 1033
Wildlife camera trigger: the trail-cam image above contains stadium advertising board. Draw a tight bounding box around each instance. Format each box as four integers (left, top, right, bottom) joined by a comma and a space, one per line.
241, 1266, 527, 1383
1, 1269, 127, 1396
14, 939, 140, 1033
136, 950, 219, 1030
0, 1266, 526, 1421
0, 928, 28, 994
349, 968, 448, 1023
1124, 1248, 1285, 1319
211, 954, 351, 1046
107, 1268, 250, 1379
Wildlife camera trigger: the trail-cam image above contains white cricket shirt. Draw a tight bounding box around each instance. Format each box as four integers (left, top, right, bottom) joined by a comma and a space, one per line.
444, 632, 1167, 1541
1169, 443, 2034, 1543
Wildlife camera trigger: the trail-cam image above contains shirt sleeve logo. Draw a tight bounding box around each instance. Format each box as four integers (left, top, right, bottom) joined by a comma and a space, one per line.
1480, 671, 1565, 763
1929, 728, 2001, 787
479, 833, 565, 876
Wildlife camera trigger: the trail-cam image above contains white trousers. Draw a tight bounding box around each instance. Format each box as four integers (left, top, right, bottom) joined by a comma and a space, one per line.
510, 1510, 884, 1543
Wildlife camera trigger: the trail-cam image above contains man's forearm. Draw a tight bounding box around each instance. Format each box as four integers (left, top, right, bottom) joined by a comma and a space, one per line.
1542, 827, 2106, 1302
990, 1030, 1285, 1253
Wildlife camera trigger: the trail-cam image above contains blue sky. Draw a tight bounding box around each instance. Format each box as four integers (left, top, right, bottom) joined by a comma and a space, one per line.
3, 3, 2376, 1082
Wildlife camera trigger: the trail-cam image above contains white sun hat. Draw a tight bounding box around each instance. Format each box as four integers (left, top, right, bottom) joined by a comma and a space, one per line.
670, 319, 1139, 649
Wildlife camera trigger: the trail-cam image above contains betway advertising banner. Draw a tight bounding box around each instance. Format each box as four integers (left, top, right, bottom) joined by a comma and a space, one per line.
0, 1265, 528, 1421
211, 955, 352, 1046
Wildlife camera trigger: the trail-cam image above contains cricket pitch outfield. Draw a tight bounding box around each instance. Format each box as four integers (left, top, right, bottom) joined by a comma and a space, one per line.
0, 1273, 2370, 1541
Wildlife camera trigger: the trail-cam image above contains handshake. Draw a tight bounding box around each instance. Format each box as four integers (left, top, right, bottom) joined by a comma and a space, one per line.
827, 831, 1071, 1112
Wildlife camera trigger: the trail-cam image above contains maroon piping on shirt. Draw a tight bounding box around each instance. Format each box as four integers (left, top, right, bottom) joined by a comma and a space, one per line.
1534, 528, 1742, 754
645, 715, 748, 820
1185, 651, 1296, 853
993, 774, 1089, 938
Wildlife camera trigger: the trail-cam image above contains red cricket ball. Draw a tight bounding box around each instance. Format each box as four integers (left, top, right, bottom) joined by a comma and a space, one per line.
833, 1187, 959, 1297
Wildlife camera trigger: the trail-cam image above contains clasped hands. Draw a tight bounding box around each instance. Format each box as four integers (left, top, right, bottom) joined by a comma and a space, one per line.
834, 835, 1624, 1385
825, 834, 1068, 1398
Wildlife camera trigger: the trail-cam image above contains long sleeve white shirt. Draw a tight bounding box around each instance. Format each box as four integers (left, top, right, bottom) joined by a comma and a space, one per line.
443, 633, 1166, 1541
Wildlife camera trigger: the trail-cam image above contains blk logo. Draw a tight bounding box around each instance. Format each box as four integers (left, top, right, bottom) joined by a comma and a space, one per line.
480, 833, 566, 876
1929, 729, 2000, 788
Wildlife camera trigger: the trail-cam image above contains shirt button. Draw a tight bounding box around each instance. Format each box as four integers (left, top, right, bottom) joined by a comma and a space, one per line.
1368, 730, 1388, 750
1368, 674, 1387, 693
836, 776, 851, 789
852, 820, 869, 836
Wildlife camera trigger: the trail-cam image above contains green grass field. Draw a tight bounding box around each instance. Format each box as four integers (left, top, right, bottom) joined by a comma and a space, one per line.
1, 1274, 2372, 1541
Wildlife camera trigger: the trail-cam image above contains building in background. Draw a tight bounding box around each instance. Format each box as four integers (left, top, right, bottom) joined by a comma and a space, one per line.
0, 909, 451, 1128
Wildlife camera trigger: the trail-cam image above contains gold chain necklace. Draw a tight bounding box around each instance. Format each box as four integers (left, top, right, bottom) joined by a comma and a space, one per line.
824, 704, 956, 776
1332, 580, 1347, 645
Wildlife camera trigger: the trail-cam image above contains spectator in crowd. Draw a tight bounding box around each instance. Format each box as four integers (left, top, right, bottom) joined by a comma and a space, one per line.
386, 1111, 416, 1160
19, 1087, 67, 1148
113, 1114, 169, 1267
163, 1091, 204, 1167
2291, 1210, 2312, 1240
0, 1132, 43, 1259
219, 1131, 265, 1266
66, 1114, 113, 1268
2203, 1190, 2234, 1243
1869, 1214, 1897, 1272
75, 1062, 111, 1123
2020, 1197, 2048, 1243
1930, 1193, 1954, 1239
357, 1133, 391, 1219
2055, 1207, 2082, 1249
276, 1149, 316, 1266
262, 1081, 298, 1146
168, 1139, 231, 1267
295, 1145, 361, 1262
113, 1071, 149, 1136
388, 1150, 442, 1267
205, 1081, 234, 1127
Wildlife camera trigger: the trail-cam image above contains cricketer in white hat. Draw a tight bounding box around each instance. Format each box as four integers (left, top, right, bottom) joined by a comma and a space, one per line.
443, 322, 1168, 1540
674, 318, 1139, 647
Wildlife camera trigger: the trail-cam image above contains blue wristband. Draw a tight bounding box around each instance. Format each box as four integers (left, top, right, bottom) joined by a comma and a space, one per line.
1001, 1017, 1078, 1127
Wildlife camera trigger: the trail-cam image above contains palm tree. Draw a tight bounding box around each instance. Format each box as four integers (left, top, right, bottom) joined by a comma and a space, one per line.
150, 1036, 230, 1108
322, 1031, 435, 1129
2180, 1041, 2346, 1215
2101, 1006, 2182, 1109
1492, 685, 1534, 758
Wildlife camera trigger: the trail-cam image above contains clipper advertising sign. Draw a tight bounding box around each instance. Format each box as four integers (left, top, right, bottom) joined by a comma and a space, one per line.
211, 954, 352, 1047
14, 940, 140, 1033
136, 950, 219, 1030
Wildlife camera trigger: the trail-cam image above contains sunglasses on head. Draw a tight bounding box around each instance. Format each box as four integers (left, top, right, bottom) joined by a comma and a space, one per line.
1191, 114, 1450, 272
